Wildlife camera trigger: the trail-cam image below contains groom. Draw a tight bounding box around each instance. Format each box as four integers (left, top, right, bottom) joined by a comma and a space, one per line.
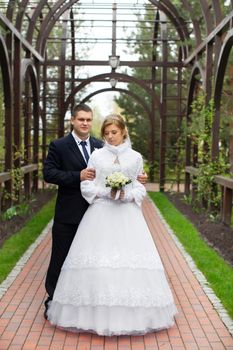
43, 103, 102, 318
43, 103, 147, 318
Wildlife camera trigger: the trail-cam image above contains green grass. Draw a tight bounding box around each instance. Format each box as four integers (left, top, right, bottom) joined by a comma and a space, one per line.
0, 196, 56, 283
149, 191, 233, 320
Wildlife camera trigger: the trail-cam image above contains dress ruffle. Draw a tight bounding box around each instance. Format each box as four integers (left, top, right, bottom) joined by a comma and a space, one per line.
48, 303, 177, 336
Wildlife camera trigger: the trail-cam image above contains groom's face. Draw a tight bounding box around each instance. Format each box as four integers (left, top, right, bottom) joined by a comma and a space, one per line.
71, 110, 93, 140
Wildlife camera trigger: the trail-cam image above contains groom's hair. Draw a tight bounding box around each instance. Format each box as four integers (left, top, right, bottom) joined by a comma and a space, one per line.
72, 104, 93, 118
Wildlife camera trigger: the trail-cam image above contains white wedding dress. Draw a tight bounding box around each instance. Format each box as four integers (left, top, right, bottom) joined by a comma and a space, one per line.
47, 140, 177, 336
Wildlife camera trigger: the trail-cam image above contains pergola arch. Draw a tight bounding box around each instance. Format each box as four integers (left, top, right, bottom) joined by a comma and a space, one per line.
36, 0, 78, 56
185, 62, 204, 191
80, 88, 153, 122
22, 0, 191, 62
4, 0, 231, 54
212, 28, 233, 159
180, 0, 202, 45
199, 0, 214, 35
26, 0, 50, 44
0, 0, 233, 216
20, 59, 40, 189
36, 0, 190, 60
20, 59, 40, 144
15, 0, 28, 31
21, 59, 39, 97
0, 34, 12, 112
187, 62, 205, 115
149, 0, 190, 59
64, 73, 162, 119
211, 0, 222, 25
0, 34, 13, 172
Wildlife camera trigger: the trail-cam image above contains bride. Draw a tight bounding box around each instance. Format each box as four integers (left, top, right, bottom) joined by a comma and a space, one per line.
47, 114, 177, 336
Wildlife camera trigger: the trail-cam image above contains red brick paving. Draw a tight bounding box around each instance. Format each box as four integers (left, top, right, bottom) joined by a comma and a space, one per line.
0, 196, 233, 350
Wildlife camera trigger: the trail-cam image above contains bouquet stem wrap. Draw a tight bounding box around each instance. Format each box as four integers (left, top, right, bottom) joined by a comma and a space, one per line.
105, 172, 132, 200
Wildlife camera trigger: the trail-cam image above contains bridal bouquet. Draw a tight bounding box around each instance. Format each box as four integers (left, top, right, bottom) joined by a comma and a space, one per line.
105, 172, 132, 190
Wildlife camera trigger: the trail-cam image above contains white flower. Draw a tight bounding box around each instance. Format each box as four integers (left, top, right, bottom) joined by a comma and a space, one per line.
105, 172, 132, 190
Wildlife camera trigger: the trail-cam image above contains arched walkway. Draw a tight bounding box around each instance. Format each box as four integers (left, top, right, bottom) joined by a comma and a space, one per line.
0, 194, 232, 350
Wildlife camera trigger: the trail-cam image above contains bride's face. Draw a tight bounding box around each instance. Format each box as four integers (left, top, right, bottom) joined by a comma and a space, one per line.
104, 123, 125, 146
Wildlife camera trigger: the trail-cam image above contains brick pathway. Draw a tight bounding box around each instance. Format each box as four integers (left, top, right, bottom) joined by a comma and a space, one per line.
0, 196, 233, 350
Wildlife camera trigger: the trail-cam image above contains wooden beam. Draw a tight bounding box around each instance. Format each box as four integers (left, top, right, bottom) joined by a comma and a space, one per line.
185, 165, 198, 176
0, 164, 38, 184
214, 175, 233, 189
184, 10, 233, 65
0, 13, 44, 62
45, 59, 184, 68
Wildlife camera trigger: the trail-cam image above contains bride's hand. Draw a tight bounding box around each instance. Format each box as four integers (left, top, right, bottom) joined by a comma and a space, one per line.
119, 190, 125, 200
111, 189, 124, 200
137, 172, 148, 184
111, 189, 117, 199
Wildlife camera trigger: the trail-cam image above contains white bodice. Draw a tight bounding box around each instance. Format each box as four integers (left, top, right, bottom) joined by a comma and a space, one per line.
81, 141, 146, 206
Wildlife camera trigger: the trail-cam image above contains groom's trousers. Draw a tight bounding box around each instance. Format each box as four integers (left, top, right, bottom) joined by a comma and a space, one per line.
45, 221, 79, 298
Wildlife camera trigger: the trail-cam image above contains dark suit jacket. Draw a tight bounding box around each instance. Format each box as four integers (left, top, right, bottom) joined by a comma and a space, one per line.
43, 133, 103, 224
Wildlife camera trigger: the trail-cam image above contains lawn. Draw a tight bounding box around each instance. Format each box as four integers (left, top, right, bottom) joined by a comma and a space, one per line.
0, 196, 55, 283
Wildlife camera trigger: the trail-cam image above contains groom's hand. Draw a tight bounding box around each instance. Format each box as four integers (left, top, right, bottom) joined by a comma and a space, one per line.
80, 168, 96, 181
137, 172, 148, 184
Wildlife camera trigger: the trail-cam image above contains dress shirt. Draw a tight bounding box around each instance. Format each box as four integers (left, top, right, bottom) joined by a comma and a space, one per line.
72, 131, 91, 163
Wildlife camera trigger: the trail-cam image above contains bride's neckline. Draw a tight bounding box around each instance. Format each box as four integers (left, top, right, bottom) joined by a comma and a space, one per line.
104, 139, 131, 155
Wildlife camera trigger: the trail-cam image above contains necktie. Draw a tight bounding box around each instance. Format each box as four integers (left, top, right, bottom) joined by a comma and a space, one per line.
80, 140, 89, 163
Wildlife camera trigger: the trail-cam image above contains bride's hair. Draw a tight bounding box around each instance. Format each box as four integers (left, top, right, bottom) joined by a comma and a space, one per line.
101, 114, 129, 140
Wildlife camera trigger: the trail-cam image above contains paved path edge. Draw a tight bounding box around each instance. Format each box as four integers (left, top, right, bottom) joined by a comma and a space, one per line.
148, 196, 233, 337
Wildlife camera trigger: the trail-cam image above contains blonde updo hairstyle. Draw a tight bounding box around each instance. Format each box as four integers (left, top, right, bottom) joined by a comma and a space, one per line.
101, 114, 129, 141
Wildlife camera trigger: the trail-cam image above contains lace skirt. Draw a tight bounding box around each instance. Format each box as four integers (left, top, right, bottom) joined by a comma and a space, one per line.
47, 200, 177, 336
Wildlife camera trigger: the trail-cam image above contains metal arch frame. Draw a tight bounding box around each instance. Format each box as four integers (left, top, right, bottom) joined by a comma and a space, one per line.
199, 0, 214, 35
63, 72, 162, 118
148, 8, 159, 183
211, 0, 222, 25
80, 88, 152, 122
20, 58, 40, 187
0, 34, 13, 115
15, 0, 29, 31
26, 0, 78, 45
21, 59, 39, 95
20, 59, 40, 133
0, 34, 13, 173
180, 0, 202, 45
32, 0, 190, 60
212, 28, 233, 159
57, 9, 69, 137
6, 0, 227, 61
187, 62, 205, 113
36, 0, 78, 56
149, 0, 190, 59
185, 62, 204, 193
6, 0, 16, 21
70, 8, 76, 114
150, 0, 190, 39
26, 0, 48, 44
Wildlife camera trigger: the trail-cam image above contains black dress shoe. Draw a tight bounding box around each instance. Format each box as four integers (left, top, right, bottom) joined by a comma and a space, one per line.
44, 296, 52, 320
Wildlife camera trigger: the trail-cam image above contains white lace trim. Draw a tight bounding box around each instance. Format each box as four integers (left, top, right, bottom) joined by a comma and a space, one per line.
53, 285, 174, 307
62, 253, 163, 270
